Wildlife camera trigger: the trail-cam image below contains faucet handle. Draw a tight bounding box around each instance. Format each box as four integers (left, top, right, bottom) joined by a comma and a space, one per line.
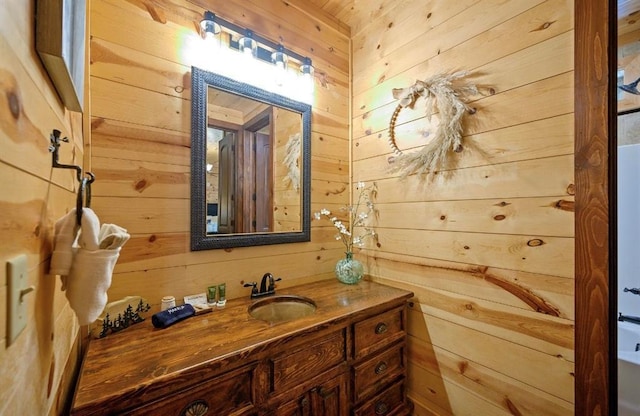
624, 287, 640, 296
243, 282, 258, 295
268, 276, 282, 291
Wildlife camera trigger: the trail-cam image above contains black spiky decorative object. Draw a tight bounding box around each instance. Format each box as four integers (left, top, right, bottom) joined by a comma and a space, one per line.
98, 299, 151, 338
619, 76, 640, 95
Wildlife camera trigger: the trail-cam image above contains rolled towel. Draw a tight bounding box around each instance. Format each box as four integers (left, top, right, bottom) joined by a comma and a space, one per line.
66, 247, 121, 325
50, 209, 79, 277
98, 223, 130, 250
152, 304, 196, 329
76, 208, 100, 251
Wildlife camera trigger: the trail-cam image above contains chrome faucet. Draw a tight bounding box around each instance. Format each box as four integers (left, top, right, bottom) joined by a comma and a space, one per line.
243, 273, 282, 299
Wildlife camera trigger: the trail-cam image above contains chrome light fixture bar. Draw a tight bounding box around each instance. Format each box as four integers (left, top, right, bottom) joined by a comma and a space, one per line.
199, 11, 313, 75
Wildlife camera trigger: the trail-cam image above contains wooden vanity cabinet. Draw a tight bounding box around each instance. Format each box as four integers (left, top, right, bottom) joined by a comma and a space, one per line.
350, 306, 410, 416
70, 281, 413, 416
269, 373, 349, 416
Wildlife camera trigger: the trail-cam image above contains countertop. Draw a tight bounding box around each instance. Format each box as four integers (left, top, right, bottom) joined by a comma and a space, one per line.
71, 279, 414, 414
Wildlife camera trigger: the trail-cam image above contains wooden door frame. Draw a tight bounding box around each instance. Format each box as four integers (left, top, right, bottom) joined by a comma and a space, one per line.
575, 0, 617, 414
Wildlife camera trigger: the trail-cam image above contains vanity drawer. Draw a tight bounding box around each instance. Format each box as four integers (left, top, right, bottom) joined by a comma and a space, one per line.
353, 379, 406, 416
352, 343, 405, 403
125, 363, 258, 416
354, 307, 404, 359
271, 329, 346, 393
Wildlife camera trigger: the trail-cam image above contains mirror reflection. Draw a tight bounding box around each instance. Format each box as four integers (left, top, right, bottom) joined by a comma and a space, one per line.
191, 66, 311, 250
205, 88, 303, 234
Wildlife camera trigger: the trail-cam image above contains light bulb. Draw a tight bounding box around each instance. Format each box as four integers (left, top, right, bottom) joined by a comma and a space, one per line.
239, 30, 257, 58
199, 11, 221, 40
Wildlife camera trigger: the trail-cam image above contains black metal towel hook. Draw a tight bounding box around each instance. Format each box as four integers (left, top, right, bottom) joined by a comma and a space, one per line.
49, 129, 96, 225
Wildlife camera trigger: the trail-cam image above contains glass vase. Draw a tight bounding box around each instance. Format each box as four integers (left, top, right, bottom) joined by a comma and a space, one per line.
335, 252, 364, 285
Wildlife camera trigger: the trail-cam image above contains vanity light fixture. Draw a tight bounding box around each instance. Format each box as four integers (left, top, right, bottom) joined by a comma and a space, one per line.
199, 11, 221, 40
238, 29, 258, 58
196, 10, 315, 101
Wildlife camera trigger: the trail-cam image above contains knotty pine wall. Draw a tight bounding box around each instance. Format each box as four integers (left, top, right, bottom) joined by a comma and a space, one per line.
350, 1, 575, 415
0, 1, 86, 414
89, 0, 350, 307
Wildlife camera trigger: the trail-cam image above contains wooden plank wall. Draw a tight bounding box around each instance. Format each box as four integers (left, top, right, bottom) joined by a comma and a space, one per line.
89, 0, 350, 307
0, 1, 86, 414
349, 1, 575, 415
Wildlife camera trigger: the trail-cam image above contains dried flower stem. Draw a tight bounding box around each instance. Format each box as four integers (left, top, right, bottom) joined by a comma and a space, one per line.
314, 182, 377, 253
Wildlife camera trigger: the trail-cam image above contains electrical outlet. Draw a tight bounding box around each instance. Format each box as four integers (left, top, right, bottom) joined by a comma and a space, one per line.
7, 254, 29, 347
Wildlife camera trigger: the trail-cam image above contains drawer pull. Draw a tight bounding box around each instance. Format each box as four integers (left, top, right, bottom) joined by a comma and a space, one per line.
181, 399, 209, 416
375, 322, 388, 334
375, 361, 388, 375
375, 401, 389, 415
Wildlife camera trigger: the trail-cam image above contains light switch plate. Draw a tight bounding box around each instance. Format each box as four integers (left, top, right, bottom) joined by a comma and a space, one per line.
7, 254, 28, 347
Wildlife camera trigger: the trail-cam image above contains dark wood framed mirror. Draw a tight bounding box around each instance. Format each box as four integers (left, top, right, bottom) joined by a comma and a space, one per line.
190, 66, 311, 250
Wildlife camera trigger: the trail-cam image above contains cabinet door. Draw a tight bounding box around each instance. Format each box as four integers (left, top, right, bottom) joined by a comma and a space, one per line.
272, 394, 312, 416
271, 373, 348, 416
309, 373, 348, 416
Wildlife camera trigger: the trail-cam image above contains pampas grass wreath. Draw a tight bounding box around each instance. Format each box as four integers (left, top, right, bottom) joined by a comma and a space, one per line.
283, 132, 301, 191
387, 70, 480, 179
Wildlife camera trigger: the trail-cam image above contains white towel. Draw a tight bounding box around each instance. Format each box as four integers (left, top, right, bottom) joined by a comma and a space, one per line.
49, 209, 79, 277
76, 208, 101, 251
62, 208, 130, 325
98, 223, 130, 250
66, 246, 121, 325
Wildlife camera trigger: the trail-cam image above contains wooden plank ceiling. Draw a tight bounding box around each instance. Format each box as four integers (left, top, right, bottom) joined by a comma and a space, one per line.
313, 0, 640, 37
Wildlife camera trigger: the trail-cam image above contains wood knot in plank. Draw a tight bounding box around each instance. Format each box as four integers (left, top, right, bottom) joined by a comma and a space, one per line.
7, 90, 20, 119
527, 239, 544, 247
148, 234, 157, 242
531, 21, 556, 32
493, 214, 506, 221
458, 361, 468, 375
135, 179, 149, 192
495, 201, 510, 207
553, 199, 574, 212
566, 184, 575, 195
91, 118, 105, 129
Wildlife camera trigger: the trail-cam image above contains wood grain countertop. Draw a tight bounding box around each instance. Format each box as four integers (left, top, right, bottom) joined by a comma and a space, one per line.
71, 279, 414, 414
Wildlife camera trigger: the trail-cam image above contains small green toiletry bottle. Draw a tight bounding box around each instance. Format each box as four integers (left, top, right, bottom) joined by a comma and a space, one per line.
217, 283, 226, 308
207, 285, 217, 305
